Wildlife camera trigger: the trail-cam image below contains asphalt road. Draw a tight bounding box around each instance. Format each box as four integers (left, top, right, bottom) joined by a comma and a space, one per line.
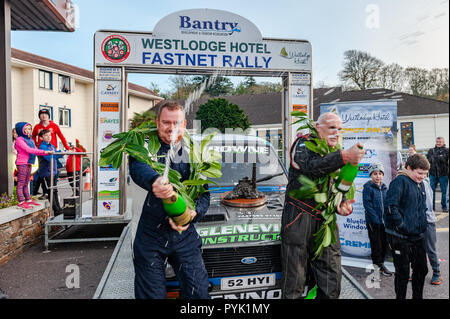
0, 224, 125, 299
0, 186, 448, 299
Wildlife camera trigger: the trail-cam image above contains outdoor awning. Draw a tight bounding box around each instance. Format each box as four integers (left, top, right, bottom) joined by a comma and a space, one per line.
10, 0, 75, 32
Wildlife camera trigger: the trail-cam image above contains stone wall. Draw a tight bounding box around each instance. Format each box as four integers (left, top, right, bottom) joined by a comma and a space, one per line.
0, 207, 50, 265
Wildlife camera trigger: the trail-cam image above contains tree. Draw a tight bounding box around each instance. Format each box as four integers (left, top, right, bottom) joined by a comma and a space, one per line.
338, 50, 384, 90
244, 76, 256, 87
192, 75, 234, 96
233, 77, 281, 95
148, 82, 161, 95
168, 75, 196, 99
376, 63, 405, 91
195, 98, 251, 133
404, 67, 430, 96
429, 68, 449, 101
129, 110, 157, 129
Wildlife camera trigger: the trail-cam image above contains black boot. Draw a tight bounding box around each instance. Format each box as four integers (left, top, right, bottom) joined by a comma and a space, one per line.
378, 264, 393, 277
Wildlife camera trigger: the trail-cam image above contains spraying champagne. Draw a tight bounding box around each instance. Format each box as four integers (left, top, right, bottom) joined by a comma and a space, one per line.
335, 143, 364, 193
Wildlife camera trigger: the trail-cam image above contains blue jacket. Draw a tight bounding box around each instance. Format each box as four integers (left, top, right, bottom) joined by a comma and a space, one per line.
362, 180, 387, 225
38, 142, 63, 177
129, 139, 210, 242
384, 171, 427, 239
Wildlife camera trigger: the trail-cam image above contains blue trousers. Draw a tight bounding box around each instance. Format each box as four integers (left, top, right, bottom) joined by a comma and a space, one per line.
429, 175, 448, 210
133, 226, 210, 299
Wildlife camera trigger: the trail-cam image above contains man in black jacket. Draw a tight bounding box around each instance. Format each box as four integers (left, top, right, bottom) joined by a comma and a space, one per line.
385, 154, 430, 299
129, 101, 210, 299
427, 137, 449, 212
281, 112, 365, 299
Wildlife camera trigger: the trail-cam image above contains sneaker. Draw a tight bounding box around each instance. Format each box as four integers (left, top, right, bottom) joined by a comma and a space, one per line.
442, 208, 448, 213
27, 199, 41, 206
17, 202, 32, 210
431, 274, 442, 285
378, 264, 393, 277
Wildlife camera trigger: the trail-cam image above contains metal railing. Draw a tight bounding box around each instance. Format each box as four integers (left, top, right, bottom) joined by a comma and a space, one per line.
48, 151, 93, 218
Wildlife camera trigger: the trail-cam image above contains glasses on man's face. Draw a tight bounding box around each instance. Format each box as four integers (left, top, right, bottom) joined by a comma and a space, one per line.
327, 126, 343, 134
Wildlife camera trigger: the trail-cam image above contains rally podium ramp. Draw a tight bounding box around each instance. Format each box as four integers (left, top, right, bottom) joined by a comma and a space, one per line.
93, 224, 372, 299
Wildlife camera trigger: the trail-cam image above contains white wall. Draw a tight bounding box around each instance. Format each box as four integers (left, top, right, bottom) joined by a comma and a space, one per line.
127, 94, 156, 128
11, 63, 159, 154
397, 114, 449, 151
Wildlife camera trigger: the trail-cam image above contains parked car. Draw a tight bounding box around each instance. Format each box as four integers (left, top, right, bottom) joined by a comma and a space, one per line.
172, 134, 288, 298
128, 134, 315, 299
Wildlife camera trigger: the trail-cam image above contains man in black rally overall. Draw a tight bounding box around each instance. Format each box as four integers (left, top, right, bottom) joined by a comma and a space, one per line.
281, 112, 365, 299
129, 101, 210, 299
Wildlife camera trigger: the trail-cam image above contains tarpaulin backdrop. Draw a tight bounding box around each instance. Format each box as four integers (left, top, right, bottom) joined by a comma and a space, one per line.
321, 100, 398, 258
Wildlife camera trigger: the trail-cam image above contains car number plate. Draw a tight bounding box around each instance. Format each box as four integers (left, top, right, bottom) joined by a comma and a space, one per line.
220, 274, 276, 290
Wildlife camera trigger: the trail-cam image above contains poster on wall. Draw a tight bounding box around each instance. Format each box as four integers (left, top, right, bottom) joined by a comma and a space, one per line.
320, 100, 398, 260
97, 68, 122, 216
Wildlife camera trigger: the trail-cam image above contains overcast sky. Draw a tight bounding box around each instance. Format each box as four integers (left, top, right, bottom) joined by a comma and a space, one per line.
11, 0, 449, 93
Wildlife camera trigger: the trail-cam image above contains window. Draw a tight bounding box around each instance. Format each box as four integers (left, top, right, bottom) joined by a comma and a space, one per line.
400, 122, 414, 149
59, 107, 71, 127
59, 75, 71, 93
39, 105, 53, 120
39, 70, 52, 90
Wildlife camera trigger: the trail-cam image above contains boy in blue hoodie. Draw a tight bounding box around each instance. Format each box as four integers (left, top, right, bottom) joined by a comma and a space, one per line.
385, 154, 429, 299
362, 163, 392, 277
38, 129, 64, 215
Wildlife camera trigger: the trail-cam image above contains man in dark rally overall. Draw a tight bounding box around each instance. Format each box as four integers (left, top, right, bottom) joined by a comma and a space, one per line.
281, 112, 365, 299
129, 101, 210, 299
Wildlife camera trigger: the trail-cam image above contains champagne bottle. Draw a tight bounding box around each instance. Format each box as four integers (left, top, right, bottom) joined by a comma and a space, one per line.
335, 144, 363, 192
162, 191, 192, 226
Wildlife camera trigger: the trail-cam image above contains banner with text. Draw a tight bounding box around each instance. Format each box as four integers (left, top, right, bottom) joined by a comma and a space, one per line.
96, 67, 122, 216
94, 9, 311, 72
320, 100, 398, 258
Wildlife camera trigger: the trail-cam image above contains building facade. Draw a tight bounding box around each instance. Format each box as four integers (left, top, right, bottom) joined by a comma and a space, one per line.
184, 88, 448, 156
11, 48, 162, 152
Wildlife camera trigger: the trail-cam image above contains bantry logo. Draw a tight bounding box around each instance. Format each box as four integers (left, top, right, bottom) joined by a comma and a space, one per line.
179, 15, 241, 35
101, 35, 131, 63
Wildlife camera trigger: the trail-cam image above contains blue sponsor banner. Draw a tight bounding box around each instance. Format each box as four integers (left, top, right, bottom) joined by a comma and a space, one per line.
320, 100, 398, 258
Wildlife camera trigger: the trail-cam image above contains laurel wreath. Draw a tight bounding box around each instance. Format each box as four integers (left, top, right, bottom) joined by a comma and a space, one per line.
289, 111, 355, 260
98, 114, 222, 210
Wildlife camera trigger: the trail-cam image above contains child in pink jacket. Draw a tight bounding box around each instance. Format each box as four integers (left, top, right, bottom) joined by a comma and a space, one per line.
14, 122, 53, 209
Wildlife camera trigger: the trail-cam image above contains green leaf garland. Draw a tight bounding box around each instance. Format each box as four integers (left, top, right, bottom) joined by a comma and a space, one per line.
99, 118, 222, 211
289, 112, 353, 260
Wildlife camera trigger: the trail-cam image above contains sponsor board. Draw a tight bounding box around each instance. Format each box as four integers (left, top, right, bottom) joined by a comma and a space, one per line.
94, 10, 312, 72
97, 74, 122, 216
100, 102, 119, 112
101, 34, 131, 63
98, 199, 119, 216
321, 100, 397, 258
